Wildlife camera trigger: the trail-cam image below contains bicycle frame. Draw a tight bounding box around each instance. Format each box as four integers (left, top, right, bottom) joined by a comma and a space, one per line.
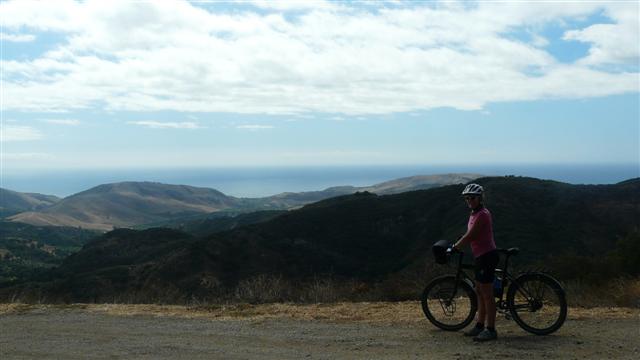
447, 249, 536, 316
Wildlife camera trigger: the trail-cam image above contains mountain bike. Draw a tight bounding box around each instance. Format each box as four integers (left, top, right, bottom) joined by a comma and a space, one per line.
421, 242, 567, 335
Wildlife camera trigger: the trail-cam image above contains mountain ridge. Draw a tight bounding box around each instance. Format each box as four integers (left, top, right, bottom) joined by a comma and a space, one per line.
6, 174, 482, 230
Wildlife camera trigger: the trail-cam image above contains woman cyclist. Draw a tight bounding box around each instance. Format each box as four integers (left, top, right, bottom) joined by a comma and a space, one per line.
453, 183, 499, 342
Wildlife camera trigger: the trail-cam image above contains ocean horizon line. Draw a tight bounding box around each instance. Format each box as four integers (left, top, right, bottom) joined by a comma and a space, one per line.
2, 163, 638, 198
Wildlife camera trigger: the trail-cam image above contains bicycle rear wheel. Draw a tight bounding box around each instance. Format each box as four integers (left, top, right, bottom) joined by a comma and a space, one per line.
507, 272, 567, 335
421, 275, 477, 331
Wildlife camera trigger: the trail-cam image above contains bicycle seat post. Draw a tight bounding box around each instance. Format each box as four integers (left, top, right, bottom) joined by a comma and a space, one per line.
499, 248, 520, 275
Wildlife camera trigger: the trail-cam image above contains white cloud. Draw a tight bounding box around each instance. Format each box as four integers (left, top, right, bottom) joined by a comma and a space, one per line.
0, 32, 36, 42
563, 3, 640, 66
0, 126, 44, 142
237, 125, 274, 131
0, 0, 637, 115
248, 0, 338, 11
41, 119, 81, 126
531, 35, 549, 48
127, 121, 202, 129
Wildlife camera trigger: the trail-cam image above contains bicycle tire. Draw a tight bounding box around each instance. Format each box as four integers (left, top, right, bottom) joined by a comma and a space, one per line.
421, 275, 477, 331
507, 272, 567, 335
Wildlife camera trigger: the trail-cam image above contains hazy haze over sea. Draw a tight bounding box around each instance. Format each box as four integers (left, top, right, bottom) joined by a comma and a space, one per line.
2, 164, 638, 198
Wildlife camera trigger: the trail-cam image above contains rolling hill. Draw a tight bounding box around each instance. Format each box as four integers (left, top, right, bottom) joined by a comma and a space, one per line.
8, 182, 241, 231
5, 176, 638, 303
0, 188, 60, 218
7, 174, 481, 231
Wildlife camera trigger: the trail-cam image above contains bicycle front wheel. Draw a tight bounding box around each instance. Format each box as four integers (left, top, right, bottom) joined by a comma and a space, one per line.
421, 275, 477, 331
507, 272, 567, 335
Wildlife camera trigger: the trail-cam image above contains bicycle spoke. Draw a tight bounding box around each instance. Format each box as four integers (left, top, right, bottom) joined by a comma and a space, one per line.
509, 274, 566, 334
430, 283, 464, 322
422, 276, 476, 330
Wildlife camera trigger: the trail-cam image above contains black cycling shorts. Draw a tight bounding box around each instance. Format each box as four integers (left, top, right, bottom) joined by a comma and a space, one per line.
474, 250, 499, 284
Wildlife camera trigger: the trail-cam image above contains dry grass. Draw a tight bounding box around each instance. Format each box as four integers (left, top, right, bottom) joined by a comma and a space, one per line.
3, 275, 638, 309
1, 302, 638, 325
563, 277, 640, 308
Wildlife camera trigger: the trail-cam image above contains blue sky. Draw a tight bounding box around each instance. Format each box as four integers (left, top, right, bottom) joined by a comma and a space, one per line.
1, 0, 639, 170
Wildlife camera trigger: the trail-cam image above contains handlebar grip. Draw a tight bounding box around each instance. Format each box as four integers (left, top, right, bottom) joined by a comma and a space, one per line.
447, 246, 462, 254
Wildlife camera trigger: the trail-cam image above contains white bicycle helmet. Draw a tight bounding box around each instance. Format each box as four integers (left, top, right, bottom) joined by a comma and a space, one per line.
461, 183, 483, 196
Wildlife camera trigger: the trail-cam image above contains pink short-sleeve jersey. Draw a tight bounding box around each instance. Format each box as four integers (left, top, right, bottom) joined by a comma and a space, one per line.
468, 207, 496, 258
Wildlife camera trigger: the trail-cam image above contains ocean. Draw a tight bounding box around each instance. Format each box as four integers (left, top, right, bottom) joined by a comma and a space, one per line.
2, 164, 638, 198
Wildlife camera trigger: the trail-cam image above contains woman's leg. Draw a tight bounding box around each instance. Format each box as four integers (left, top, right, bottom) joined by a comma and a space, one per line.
475, 281, 486, 324
477, 283, 496, 327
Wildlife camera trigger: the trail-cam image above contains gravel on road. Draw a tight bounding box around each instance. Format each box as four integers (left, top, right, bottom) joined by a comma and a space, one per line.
0, 303, 638, 359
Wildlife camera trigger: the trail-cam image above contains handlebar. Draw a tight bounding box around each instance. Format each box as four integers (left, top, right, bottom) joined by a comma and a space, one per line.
447, 246, 463, 254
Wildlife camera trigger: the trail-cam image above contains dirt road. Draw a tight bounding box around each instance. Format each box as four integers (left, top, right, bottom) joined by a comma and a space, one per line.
1, 303, 638, 359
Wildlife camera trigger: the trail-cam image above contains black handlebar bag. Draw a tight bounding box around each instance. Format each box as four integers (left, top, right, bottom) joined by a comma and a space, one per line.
432, 240, 451, 264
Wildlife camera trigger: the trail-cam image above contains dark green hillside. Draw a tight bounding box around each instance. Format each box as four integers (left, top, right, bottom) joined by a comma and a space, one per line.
185, 177, 638, 284
58, 228, 194, 273
0, 222, 99, 284
3, 177, 638, 303
50, 228, 197, 301
0, 228, 196, 302
215, 189, 458, 280
487, 177, 639, 258
136, 210, 288, 237
172, 210, 288, 237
